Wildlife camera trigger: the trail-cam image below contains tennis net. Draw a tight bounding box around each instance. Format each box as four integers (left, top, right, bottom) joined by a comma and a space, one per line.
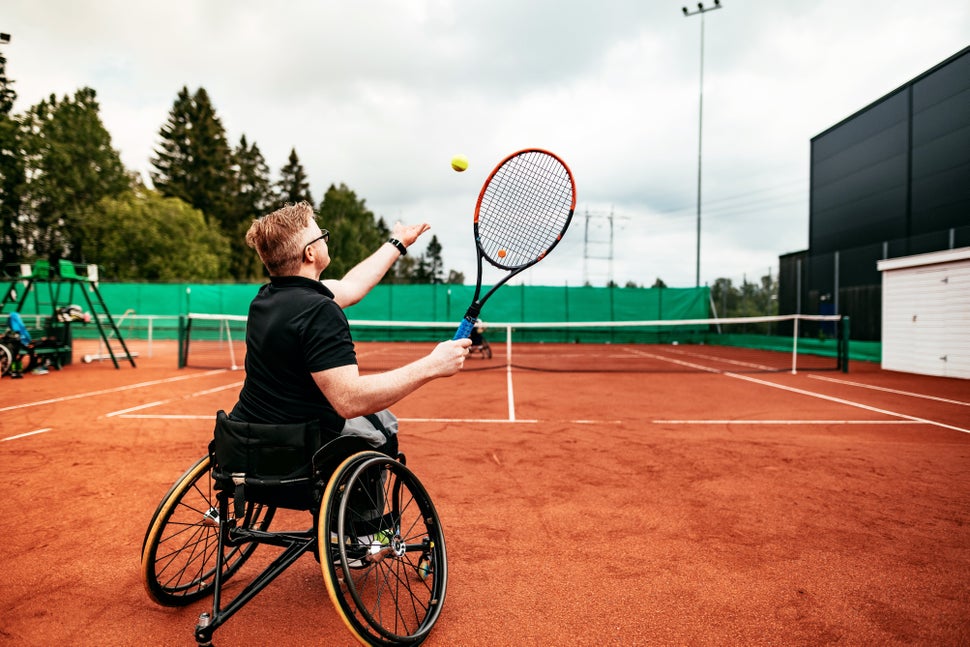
180, 313, 848, 374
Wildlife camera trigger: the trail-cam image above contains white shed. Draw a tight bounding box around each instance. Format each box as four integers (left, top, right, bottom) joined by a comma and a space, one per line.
877, 247, 970, 379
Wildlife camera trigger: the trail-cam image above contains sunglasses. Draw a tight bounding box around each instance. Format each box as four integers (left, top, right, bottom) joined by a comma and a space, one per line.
303, 230, 330, 255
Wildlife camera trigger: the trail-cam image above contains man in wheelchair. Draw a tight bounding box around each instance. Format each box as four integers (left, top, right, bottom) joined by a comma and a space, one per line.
468, 319, 492, 359
143, 201, 470, 646
229, 200, 469, 437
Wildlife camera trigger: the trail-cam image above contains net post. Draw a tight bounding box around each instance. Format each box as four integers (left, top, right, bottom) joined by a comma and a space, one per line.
177, 315, 186, 369
505, 323, 515, 421
791, 316, 799, 374
223, 318, 238, 370
505, 323, 512, 369
840, 315, 850, 373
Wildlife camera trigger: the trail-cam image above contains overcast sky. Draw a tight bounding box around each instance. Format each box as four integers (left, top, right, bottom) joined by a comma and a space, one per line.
4, 1, 968, 288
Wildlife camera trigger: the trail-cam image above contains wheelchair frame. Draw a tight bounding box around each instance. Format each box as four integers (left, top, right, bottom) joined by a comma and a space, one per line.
0, 340, 11, 375
141, 432, 448, 646
467, 331, 492, 360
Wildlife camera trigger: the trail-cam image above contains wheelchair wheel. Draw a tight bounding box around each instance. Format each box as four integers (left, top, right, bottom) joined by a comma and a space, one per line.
0, 343, 11, 376
141, 455, 275, 606
320, 452, 447, 646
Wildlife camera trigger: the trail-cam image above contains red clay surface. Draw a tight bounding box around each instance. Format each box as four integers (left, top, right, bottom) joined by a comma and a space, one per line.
1, 339, 968, 646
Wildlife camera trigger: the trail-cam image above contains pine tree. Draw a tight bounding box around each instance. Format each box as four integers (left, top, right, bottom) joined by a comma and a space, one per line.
317, 183, 387, 278
276, 148, 314, 206
423, 235, 444, 283
150, 87, 234, 229
229, 135, 274, 279
412, 256, 433, 283
0, 47, 24, 263
18, 88, 128, 260
149, 87, 192, 203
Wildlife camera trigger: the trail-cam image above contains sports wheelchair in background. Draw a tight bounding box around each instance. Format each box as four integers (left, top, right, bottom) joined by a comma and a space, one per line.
468, 323, 492, 360
141, 411, 448, 646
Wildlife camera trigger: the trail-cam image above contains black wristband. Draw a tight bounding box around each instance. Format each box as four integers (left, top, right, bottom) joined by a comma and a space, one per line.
388, 238, 407, 256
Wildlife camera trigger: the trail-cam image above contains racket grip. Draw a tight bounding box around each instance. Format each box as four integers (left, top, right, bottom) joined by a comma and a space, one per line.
453, 317, 476, 340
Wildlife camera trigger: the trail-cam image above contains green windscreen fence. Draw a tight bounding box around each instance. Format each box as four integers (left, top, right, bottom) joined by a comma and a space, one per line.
4, 281, 710, 325
4, 280, 877, 365
341, 284, 709, 323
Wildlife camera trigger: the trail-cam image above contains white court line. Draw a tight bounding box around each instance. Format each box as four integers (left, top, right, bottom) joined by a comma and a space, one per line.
0, 369, 229, 413
808, 374, 970, 407
194, 382, 243, 396
652, 419, 923, 425
2, 428, 53, 442
726, 372, 970, 435
106, 401, 166, 417
660, 347, 776, 372
112, 415, 627, 426
116, 415, 542, 423
623, 348, 721, 373
375, 417, 538, 424
117, 414, 217, 420
622, 349, 969, 435
105, 381, 244, 418
506, 354, 516, 422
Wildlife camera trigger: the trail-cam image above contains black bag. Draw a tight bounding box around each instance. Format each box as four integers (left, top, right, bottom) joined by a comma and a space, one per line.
211, 410, 346, 513
211, 410, 333, 483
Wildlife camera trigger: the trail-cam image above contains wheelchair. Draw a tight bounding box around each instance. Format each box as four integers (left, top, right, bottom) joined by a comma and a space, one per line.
141, 411, 448, 646
468, 328, 492, 360
0, 338, 11, 376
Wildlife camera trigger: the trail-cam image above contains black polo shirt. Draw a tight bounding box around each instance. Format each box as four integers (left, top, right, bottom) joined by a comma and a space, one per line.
229, 276, 357, 432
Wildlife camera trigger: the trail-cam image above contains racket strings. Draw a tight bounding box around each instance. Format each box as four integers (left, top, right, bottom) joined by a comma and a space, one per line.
477, 152, 574, 269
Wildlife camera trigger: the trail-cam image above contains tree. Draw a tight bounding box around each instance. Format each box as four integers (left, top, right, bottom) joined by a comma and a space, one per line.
445, 269, 465, 284
276, 148, 314, 206
150, 87, 234, 229
0, 47, 24, 264
229, 135, 274, 279
411, 256, 433, 283
388, 254, 418, 283
77, 188, 229, 280
422, 235, 444, 283
317, 183, 388, 279
18, 88, 128, 261
710, 273, 778, 319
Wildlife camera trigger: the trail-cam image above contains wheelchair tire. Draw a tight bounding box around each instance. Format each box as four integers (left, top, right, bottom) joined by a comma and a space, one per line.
141, 454, 275, 606
0, 342, 11, 376
320, 452, 448, 646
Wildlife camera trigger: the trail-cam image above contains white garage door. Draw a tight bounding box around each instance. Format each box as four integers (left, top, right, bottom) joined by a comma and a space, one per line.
880, 250, 970, 379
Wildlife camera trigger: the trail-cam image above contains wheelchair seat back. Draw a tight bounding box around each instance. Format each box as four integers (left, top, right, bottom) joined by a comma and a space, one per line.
210, 411, 398, 514
211, 410, 338, 511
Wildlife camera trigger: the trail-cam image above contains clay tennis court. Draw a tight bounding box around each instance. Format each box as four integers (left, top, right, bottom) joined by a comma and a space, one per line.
1, 338, 968, 646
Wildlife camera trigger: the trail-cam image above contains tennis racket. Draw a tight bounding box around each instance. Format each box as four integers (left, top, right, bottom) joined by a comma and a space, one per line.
453, 148, 576, 339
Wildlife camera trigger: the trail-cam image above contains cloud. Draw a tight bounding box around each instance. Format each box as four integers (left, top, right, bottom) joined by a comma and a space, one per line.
4, 0, 968, 288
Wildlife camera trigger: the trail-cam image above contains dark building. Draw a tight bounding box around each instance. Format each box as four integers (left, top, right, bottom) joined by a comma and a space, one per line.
779, 45, 970, 341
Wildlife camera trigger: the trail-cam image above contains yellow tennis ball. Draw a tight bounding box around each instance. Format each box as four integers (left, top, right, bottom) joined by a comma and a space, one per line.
451, 154, 469, 172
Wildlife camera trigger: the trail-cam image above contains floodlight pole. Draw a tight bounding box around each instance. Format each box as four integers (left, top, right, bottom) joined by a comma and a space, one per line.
682, 1, 722, 288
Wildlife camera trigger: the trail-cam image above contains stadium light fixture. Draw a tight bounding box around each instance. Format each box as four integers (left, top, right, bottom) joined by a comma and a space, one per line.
681, 1, 724, 287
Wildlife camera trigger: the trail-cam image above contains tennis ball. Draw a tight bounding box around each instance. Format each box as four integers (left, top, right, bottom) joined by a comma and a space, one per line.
451, 154, 469, 172
497, 249, 507, 258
